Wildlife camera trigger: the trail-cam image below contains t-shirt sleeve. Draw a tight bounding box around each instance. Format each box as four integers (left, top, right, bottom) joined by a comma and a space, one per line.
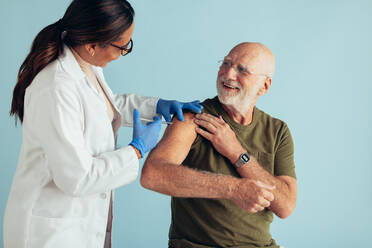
274, 123, 296, 179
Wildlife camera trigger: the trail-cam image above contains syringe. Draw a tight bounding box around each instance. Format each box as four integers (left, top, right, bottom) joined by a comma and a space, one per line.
140, 117, 172, 125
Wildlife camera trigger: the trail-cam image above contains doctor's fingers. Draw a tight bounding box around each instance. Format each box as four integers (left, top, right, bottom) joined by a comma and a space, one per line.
146, 115, 161, 126
133, 109, 143, 127
182, 101, 203, 113
174, 104, 185, 122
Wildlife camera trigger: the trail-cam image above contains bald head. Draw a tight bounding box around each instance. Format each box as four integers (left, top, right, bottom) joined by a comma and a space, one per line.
227, 42, 275, 77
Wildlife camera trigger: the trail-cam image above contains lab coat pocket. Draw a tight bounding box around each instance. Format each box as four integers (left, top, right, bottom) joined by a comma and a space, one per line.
32, 181, 92, 219
27, 215, 89, 248
257, 151, 274, 175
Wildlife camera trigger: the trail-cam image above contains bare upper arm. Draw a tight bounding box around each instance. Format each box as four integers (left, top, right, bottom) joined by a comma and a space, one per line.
147, 112, 198, 164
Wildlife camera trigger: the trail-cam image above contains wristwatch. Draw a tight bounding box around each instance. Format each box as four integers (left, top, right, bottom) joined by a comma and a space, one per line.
234, 152, 250, 168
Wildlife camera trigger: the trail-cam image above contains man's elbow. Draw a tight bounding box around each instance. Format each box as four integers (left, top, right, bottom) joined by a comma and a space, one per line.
276, 205, 295, 219
275, 176, 297, 219
140, 160, 158, 190
274, 199, 296, 219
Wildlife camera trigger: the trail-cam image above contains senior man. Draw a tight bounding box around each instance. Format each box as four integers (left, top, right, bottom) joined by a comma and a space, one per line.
141, 42, 297, 248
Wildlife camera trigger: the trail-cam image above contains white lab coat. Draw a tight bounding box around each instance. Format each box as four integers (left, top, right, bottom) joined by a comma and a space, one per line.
3, 45, 159, 248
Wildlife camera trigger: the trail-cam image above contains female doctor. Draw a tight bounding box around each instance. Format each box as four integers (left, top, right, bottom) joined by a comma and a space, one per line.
4, 0, 202, 247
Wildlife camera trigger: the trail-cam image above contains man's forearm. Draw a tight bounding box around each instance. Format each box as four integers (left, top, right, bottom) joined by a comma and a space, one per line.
141, 158, 237, 199
236, 156, 296, 218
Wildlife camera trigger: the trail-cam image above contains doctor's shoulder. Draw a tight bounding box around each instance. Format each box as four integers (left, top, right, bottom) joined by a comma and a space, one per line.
26, 59, 81, 100
23, 60, 83, 125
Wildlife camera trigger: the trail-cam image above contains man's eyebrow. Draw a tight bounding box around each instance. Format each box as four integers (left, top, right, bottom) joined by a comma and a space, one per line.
223, 57, 251, 71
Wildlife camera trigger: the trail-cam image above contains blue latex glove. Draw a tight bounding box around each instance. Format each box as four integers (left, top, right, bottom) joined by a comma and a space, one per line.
129, 109, 161, 157
156, 99, 203, 122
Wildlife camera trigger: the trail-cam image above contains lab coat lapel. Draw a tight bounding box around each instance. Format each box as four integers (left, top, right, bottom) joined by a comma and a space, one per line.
60, 45, 122, 135
92, 66, 122, 134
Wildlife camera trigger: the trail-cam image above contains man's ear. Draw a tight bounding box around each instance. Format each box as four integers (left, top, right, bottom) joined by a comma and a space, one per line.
258, 77, 272, 96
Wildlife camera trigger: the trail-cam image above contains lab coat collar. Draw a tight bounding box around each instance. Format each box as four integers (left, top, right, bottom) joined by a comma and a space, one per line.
58, 44, 123, 133
58, 45, 112, 102
59, 45, 86, 81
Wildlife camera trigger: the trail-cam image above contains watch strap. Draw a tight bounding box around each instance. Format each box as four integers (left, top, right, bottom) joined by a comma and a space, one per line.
234, 152, 250, 168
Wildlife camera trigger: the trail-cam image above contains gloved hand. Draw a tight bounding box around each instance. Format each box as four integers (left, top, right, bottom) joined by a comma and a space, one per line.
156, 99, 203, 122
129, 109, 161, 157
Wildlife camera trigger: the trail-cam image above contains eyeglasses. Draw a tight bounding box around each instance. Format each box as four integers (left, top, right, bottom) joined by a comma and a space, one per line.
218, 59, 270, 77
110, 39, 133, 56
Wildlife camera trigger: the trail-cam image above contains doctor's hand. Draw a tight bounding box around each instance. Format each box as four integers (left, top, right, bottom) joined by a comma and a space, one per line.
156, 99, 203, 122
129, 109, 161, 158
194, 113, 246, 164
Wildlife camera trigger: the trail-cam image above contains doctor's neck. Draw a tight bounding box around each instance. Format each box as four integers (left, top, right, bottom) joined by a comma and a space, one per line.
70, 47, 94, 75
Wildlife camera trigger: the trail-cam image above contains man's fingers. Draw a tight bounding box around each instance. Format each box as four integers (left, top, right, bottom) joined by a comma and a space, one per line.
195, 113, 221, 127
194, 119, 217, 133
218, 115, 226, 125
253, 204, 265, 212
256, 180, 276, 191
195, 113, 217, 121
262, 188, 275, 202
254, 180, 275, 202
258, 197, 271, 208
195, 127, 213, 141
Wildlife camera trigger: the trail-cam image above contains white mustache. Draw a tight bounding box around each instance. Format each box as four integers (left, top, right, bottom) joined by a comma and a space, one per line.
219, 77, 241, 89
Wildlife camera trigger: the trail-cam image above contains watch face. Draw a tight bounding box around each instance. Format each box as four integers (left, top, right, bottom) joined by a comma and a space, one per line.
241, 154, 250, 162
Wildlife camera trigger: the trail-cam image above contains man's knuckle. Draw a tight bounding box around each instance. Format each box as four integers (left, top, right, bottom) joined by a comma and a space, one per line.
258, 188, 266, 195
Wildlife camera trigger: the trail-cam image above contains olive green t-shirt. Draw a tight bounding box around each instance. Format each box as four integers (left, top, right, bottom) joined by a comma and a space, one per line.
169, 97, 296, 248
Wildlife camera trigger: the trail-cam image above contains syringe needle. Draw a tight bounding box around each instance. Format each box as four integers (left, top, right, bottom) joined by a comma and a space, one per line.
140, 117, 172, 125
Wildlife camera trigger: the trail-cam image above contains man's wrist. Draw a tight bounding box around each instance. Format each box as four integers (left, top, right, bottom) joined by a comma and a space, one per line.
229, 149, 248, 164
225, 177, 241, 200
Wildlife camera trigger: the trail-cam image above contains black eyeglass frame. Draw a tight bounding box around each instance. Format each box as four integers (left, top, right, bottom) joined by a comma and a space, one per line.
110, 39, 133, 56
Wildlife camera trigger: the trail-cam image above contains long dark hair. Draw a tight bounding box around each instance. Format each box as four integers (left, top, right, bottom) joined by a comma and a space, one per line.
10, 0, 134, 124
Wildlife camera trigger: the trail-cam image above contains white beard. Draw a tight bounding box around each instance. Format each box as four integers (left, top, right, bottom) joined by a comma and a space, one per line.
216, 76, 259, 115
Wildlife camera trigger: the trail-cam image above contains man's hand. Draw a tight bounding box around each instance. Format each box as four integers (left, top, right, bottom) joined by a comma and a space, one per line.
230, 179, 275, 213
194, 113, 245, 163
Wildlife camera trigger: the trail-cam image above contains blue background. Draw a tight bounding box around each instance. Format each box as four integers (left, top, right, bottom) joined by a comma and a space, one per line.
1, 0, 371, 247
